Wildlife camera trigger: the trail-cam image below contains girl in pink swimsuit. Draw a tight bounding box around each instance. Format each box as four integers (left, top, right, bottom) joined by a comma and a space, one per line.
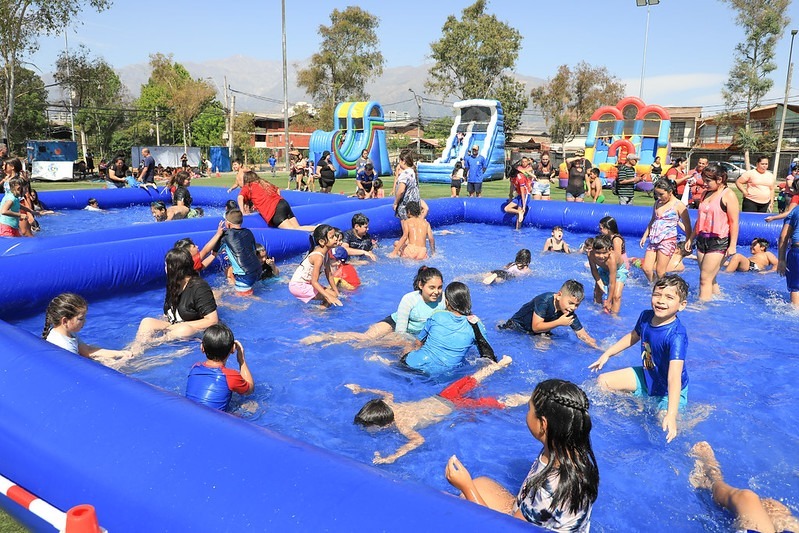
640, 179, 692, 283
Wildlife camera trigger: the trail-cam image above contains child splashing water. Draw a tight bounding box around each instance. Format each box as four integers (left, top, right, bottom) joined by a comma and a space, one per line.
483, 249, 532, 285
445, 379, 598, 532
589, 234, 627, 314
542, 226, 571, 253
289, 224, 342, 307
639, 179, 692, 283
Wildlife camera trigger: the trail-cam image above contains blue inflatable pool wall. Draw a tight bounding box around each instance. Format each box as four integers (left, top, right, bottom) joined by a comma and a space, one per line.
0, 188, 780, 531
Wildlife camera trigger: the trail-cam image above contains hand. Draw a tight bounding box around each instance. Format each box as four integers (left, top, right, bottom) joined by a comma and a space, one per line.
765, 215, 776, 223
603, 300, 612, 313
366, 251, 377, 261
234, 340, 245, 366
778, 260, 786, 276
725, 245, 736, 258
556, 313, 575, 327
662, 413, 678, 443
445, 455, 473, 490
588, 354, 609, 372
329, 297, 343, 307
683, 240, 693, 254
344, 383, 361, 394
373, 451, 394, 465
597, 280, 607, 294
639, 236, 646, 249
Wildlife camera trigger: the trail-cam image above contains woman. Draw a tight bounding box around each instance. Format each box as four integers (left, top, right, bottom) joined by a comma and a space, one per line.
106, 157, 129, 188
238, 170, 315, 230
650, 155, 662, 179
735, 156, 775, 213
130, 248, 219, 353
394, 150, 421, 229
665, 157, 688, 199
317, 150, 336, 193
356, 149, 372, 175
180, 153, 188, 169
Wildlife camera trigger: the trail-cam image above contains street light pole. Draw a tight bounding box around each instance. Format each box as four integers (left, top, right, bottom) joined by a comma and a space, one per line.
636, 0, 659, 99
774, 29, 798, 176
63, 31, 75, 143
282, 0, 291, 176
408, 88, 422, 154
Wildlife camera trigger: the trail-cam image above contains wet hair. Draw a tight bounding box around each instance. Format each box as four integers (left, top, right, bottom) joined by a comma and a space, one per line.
164, 247, 198, 313
552, 225, 563, 233
751, 237, 770, 250
351, 213, 369, 228
173, 237, 196, 250
225, 200, 238, 212
174, 170, 190, 186
308, 224, 334, 253
226, 209, 243, 225
354, 399, 394, 427
652, 274, 689, 302
588, 167, 600, 177
701, 162, 728, 184
507, 165, 519, 179
598, 216, 619, 235
513, 248, 532, 267
193, 207, 205, 218
5, 157, 22, 174
413, 265, 443, 291
255, 243, 267, 256
581, 237, 595, 251
444, 281, 472, 315
242, 170, 261, 185
42, 293, 88, 339
151, 201, 166, 211
653, 178, 675, 194
523, 379, 598, 515
202, 323, 235, 361
356, 189, 366, 198
86, 198, 98, 206
559, 280, 585, 301
406, 201, 421, 217
591, 234, 613, 252
373, 178, 383, 190
364, 163, 373, 171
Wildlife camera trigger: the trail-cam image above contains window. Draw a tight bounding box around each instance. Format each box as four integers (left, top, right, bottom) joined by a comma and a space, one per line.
670, 121, 685, 143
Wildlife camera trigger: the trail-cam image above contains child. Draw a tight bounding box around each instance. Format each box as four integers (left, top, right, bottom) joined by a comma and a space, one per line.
599, 215, 629, 267
289, 224, 342, 307
0, 177, 34, 237
482, 249, 532, 285
588, 274, 689, 442
84, 198, 103, 211
639, 179, 693, 283
401, 281, 495, 374
389, 201, 435, 260
445, 379, 598, 531
589, 234, 628, 314
174, 237, 215, 271
724, 237, 777, 273
499, 279, 597, 348
150, 201, 167, 222
330, 246, 361, 290
450, 160, 464, 197
342, 213, 377, 261
542, 226, 571, 253
204, 210, 263, 296
587, 167, 604, 203
504, 166, 531, 230
42, 293, 132, 362
29, 189, 54, 215
255, 243, 279, 280
373, 178, 385, 198
689, 441, 799, 533
778, 201, 799, 308
185, 323, 254, 412
348, 355, 522, 464
578, 237, 595, 255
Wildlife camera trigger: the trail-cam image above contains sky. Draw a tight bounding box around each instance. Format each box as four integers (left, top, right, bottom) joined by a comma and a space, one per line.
27, 0, 799, 116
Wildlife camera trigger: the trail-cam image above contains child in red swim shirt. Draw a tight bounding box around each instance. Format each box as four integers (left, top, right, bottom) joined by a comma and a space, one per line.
330, 246, 361, 290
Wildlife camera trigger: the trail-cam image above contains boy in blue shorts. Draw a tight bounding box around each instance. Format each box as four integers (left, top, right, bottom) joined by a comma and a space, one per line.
185, 323, 254, 411
204, 209, 262, 295
498, 279, 597, 348
589, 274, 689, 443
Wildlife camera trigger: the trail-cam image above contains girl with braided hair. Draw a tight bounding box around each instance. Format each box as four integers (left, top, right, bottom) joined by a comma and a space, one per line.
446, 379, 598, 532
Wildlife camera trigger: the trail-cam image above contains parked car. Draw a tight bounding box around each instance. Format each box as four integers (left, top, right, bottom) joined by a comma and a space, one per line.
719, 161, 745, 182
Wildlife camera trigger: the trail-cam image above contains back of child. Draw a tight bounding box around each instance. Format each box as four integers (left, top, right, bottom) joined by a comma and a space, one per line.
215, 209, 262, 295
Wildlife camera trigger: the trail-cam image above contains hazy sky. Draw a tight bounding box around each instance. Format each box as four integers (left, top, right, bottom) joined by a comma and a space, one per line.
28, 0, 799, 112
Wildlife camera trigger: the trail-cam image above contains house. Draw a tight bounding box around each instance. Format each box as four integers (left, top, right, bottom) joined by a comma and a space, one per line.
696, 104, 799, 150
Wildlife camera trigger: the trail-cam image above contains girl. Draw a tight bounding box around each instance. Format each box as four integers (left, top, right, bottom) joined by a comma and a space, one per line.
542, 226, 571, 253
289, 224, 342, 307
689, 163, 739, 301
394, 150, 421, 229
445, 379, 598, 532
29, 189, 55, 215
373, 178, 385, 198
483, 249, 532, 285
166, 171, 193, 220
130, 248, 219, 353
0, 177, 33, 237
43, 293, 132, 362
504, 166, 531, 230
238, 170, 313, 230
301, 266, 444, 346
401, 282, 495, 374
599, 216, 629, 268
317, 150, 336, 193
589, 234, 626, 314
639, 179, 692, 283
450, 160, 464, 197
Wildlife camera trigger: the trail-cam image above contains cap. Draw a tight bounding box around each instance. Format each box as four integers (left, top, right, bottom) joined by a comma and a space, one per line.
627, 153, 639, 161
332, 246, 349, 262
575, 149, 585, 156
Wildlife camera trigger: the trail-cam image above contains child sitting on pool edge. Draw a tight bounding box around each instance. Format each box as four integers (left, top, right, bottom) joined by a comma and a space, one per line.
185, 323, 254, 412
289, 224, 342, 307
588, 274, 689, 443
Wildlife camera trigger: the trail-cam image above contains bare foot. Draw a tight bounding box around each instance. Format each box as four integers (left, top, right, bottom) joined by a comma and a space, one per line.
689, 441, 723, 489
366, 354, 393, 366
497, 355, 512, 368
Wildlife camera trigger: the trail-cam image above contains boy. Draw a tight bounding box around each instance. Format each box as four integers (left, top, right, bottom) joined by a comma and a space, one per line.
185, 323, 254, 412
724, 237, 778, 273
0, 177, 34, 237
588, 274, 690, 443
588, 234, 628, 314
587, 168, 605, 203
330, 246, 360, 290
389, 201, 434, 260
204, 209, 262, 295
342, 213, 377, 261
255, 244, 280, 280
356, 162, 377, 197
499, 279, 597, 348
347, 355, 524, 464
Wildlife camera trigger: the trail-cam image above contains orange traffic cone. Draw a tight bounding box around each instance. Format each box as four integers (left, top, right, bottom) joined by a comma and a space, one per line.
65, 504, 101, 533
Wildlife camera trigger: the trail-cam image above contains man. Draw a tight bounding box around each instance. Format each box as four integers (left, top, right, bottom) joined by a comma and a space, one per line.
686, 157, 708, 207
139, 148, 156, 189
463, 144, 487, 198
268, 154, 277, 177
615, 153, 640, 205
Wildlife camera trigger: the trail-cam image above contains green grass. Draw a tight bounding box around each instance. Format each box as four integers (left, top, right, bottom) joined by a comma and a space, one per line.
0, 510, 28, 532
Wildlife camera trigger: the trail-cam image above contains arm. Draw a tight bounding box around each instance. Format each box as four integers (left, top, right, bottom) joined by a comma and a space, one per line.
542, 238, 551, 252
724, 189, 739, 257
445, 456, 489, 507
588, 329, 640, 371
234, 340, 254, 394
777, 222, 792, 276
393, 181, 407, 210
237, 193, 247, 214
587, 255, 604, 292
765, 202, 796, 223
200, 221, 225, 258
0, 198, 19, 218
393, 293, 414, 334
78, 342, 131, 359
677, 202, 693, 243
763, 251, 779, 273
324, 258, 340, 298
641, 208, 657, 247
427, 222, 435, 256
374, 426, 424, 464
735, 174, 748, 196
604, 255, 619, 312
531, 311, 574, 334
575, 328, 598, 348
344, 383, 394, 401
662, 359, 684, 443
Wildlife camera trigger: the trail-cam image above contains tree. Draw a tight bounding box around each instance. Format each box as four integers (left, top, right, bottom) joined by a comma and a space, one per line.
722, 0, 791, 169
232, 112, 254, 163
530, 62, 625, 159
296, 6, 384, 122
0, 65, 48, 150
191, 101, 225, 148
426, 0, 529, 135
425, 116, 455, 139
0, 0, 111, 146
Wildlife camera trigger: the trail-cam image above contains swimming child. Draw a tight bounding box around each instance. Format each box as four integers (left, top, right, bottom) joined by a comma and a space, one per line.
499, 279, 597, 348
84, 198, 103, 211
482, 249, 532, 285
349, 354, 522, 464
289, 224, 342, 307
587, 167, 604, 203
639, 179, 693, 283
542, 226, 571, 253
150, 201, 167, 222
588, 274, 689, 443
445, 379, 598, 531
330, 246, 361, 290
689, 441, 799, 533
204, 209, 262, 296
301, 266, 444, 347
0, 177, 34, 237
185, 323, 254, 412
43, 293, 132, 364
389, 201, 435, 260
255, 243, 279, 280
342, 213, 377, 261
724, 237, 777, 273
588, 234, 628, 314
400, 281, 495, 374
504, 166, 531, 230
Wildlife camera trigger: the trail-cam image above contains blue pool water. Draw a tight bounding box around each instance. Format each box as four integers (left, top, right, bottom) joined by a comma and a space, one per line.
10, 223, 799, 531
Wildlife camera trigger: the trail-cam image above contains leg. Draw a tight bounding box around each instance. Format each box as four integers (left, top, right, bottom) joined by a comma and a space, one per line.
641, 249, 657, 283
593, 282, 604, 305
597, 367, 638, 393
654, 250, 672, 280
724, 253, 749, 273
129, 317, 171, 354
301, 321, 393, 346
699, 252, 725, 301
470, 477, 516, 514
610, 281, 625, 314
469, 355, 512, 383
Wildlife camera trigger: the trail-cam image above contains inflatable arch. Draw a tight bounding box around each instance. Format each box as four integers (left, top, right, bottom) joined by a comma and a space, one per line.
0, 190, 780, 531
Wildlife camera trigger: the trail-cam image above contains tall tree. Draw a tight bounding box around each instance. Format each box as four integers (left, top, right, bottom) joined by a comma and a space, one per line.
54, 45, 126, 158
530, 62, 625, 159
296, 6, 383, 121
0, 65, 48, 149
191, 101, 225, 148
426, 0, 528, 135
722, 0, 791, 169
0, 0, 111, 146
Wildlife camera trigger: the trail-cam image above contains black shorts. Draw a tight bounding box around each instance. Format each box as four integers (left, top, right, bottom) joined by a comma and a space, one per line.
695, 235, 729, 254
450, 180, 462, 191
379, 315, 397, 329
491, 269, 511, 280
741, 197, 770, 213
467, 182, 483, 194
269, 199, 296, 227
319, 174, 336, 189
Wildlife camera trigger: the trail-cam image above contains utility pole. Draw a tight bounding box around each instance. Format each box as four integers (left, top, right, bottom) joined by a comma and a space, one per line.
282, 0, 290, 174
155, 108, 161, 146
224, 76, 233, 158
408, 88, 422, 154
774, 29, 798, 176
229, 94, 236, 160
